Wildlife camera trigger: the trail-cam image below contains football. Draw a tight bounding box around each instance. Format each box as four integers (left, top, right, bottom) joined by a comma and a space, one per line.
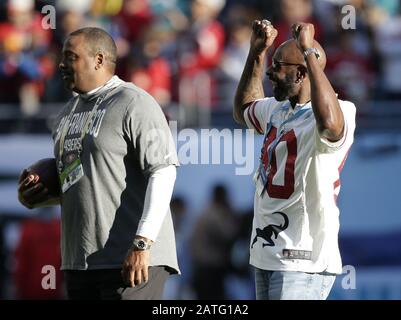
27, 158, 61, 197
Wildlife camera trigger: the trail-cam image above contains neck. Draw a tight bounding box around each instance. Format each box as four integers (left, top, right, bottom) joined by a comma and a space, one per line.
82, 74, 114, 93
289, 82, 311, 108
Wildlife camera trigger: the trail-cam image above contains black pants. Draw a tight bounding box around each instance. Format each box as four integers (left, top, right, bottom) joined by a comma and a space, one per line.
64, 266, 169, 300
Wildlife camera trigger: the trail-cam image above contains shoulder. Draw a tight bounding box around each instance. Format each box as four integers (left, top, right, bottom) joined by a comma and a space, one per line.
113, 82, 157, 104
113, 82, 161, 114
114, 83, 167, 127
255, 97, 282, 109
249, 97, 283, 116
244, 97, 283, 134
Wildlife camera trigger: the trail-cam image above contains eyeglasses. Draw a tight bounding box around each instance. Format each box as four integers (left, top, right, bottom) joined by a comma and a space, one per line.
270, 60, 306, 72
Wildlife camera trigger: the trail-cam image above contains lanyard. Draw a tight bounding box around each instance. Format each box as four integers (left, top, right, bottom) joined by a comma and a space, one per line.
57, 94, 106, 172
258, 101, 311, 189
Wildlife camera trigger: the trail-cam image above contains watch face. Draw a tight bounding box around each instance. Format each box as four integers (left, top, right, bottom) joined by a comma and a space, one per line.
138, 240, 145, 249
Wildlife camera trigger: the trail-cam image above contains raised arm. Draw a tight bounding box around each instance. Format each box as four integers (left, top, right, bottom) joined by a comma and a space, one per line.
292, 23, 344, 142
233, 20, 278, 126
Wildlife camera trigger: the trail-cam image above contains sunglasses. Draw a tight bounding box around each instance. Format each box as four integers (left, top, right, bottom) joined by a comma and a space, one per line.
270, 60, 306, 72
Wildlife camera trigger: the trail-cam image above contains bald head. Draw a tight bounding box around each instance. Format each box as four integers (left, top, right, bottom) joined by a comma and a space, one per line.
274, 39, 326, 70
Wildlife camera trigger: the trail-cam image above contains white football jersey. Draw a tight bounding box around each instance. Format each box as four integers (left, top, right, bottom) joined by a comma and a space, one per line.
244, 97, 356, 274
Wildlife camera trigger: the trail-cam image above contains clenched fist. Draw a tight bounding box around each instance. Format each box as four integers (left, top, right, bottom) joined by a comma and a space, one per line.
291, 22, 315, 52
250, 19, 278, 55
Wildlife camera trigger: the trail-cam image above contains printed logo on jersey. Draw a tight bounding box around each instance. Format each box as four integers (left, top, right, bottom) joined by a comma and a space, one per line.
251, 211, 289, 248
55, 109, 107, 152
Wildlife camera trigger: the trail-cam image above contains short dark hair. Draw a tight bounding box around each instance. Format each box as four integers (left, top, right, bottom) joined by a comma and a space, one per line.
69, 27, 117, 73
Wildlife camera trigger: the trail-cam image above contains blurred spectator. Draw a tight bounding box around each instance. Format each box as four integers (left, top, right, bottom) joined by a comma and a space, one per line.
373, 9, 401, 98
0, 0, 53, 115
226, 209, 255, 299
115, 0, 153, 44
56, 0, 93, 15
274, 0, 324, 47
164, 196, 195, 299
126, 24, 173, 108
330, 1, 375, 58
178, 0, 225, 76
171, 197, 188, 241
190, 184, 239, 300
370, 0, 400, 17
219, 5, 255, 109
0, 0, 398, 129
12, 208, 63, 299
149, 0, 189, 32
0, 219, 7, 299
174, 0, 226, 125
326, 30, 374, 112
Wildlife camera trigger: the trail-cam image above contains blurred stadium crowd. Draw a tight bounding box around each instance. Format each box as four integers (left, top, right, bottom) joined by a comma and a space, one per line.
1, 0, 401, 300
0, 0, 400, 128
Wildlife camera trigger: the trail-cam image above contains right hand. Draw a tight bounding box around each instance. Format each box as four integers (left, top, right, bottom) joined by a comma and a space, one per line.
17, 169, 49, 209
121, 247, 151, 287
250, 19, 278, 55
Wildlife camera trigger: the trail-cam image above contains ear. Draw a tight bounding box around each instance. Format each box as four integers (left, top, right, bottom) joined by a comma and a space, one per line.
295, 65, 307, 83
94, 52, 104, 70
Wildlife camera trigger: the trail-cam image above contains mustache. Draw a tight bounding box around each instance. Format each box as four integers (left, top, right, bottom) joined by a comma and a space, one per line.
267, 73, 277, 82
269, 75, 294, 88
61, 70, 73, 79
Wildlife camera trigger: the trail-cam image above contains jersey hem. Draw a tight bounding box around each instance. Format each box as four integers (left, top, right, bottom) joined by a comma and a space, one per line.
250, 259, 342, 275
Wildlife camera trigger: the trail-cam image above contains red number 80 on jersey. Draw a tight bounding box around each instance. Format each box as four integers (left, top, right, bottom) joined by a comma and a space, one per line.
261, 126, 297, 199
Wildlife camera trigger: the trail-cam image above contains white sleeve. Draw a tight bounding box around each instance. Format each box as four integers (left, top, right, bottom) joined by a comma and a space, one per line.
243, 97, 276, 134
136, 165, 176, 241
315, 100, 356, 153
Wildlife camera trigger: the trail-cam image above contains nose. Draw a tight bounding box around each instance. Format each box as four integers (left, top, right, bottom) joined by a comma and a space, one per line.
266, 65, 274, 80
59, 61, 65, 70
59, 57, 67, 71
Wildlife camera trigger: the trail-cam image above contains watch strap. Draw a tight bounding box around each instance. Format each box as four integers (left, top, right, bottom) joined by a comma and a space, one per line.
303, 47, 321, 60
132, 238, 152, 250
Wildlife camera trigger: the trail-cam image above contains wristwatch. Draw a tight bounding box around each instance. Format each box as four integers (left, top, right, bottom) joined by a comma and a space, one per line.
303, 47, 321, 60
132, 238, 152, 250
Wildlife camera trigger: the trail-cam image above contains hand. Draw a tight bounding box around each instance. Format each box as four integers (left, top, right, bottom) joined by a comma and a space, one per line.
121, 247, 150, 287
250, 19, 278, 55
291, 22, 315, 52
17, 169, 49, 209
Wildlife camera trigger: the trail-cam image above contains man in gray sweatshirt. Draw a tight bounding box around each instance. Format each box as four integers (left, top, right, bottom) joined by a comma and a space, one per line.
18, 27, 179, 300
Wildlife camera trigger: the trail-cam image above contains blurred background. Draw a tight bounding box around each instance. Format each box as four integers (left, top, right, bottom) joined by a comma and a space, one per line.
0, 0, 401, 300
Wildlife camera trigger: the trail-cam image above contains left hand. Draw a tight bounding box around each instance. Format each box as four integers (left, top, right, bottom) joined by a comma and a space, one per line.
121, 247, 150, 287
291, 22, 315, 52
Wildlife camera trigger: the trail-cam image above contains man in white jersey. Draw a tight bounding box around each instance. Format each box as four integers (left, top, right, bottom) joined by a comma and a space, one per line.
233, 20, 356, 300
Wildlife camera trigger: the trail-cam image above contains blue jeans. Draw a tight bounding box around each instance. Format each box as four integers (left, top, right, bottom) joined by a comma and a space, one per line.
254, 267, 336, 300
